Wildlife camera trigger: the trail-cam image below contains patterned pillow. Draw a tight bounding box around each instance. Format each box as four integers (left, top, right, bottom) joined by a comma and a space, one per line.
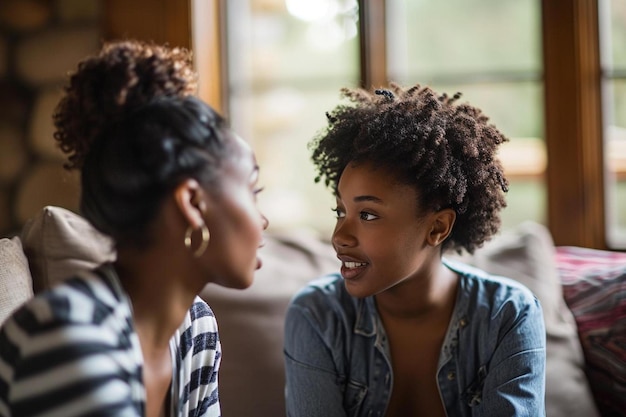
555, 246, 626, 417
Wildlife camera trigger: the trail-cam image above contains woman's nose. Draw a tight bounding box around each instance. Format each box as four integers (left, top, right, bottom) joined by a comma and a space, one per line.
332, 220, 356, 248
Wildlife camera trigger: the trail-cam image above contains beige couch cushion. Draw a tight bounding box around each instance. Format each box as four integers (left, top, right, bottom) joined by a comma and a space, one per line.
453, 221, 600, 417
200, 230, 340, 417
0, 237, 33, 324
13, 207, 598, 417
20, 206, 115, 293
206, 221, 600, 417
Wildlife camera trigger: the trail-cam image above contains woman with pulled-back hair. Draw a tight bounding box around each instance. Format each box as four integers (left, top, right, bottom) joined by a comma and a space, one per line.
0, 41, 268, 417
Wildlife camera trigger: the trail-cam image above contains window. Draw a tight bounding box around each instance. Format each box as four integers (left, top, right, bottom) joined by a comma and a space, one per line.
224, 0, 360, 234
385, 0, 545, 230
104, 0, 615, 249
600, 0, 626, 247
221, 0, 545, 234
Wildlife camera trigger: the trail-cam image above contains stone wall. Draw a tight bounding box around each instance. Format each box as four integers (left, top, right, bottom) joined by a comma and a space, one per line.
0, 0, 102, 236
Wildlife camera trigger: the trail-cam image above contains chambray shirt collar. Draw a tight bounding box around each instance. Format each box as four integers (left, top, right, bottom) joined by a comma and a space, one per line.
353, 296, 377, 337
440, 258, 473, 365
350, 258, 472, 365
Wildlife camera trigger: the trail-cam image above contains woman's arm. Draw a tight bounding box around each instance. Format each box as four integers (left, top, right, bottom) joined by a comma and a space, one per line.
173, 299, 222, 417
0, 306, 140, 417
475, 297, 546, 417
284, 303, 350, 417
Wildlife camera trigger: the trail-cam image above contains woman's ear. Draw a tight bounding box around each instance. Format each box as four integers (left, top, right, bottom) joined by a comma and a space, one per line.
427, 208, 456, 247
174, 179, 207, 228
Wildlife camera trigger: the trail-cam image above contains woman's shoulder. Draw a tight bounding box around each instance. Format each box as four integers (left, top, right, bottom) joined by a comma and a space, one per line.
0, 265, 134, 366
285, 273, 366, 338
173, 297, 220, 358
445, 258, 542, 322
7, 264, 127, 329
447, 257, 536, 296
188, 296, 217, 323
289, 273, 356, 312
176, 297, 218, 338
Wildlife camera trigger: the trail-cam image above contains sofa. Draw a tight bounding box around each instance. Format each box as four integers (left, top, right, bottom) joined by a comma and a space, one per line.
1, 206, 624, 417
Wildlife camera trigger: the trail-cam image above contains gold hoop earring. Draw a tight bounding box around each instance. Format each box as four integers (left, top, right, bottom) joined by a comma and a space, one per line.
184, 224, 210, 257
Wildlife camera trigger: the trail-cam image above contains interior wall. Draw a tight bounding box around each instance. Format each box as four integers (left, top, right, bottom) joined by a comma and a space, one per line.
0, 0, 102, 236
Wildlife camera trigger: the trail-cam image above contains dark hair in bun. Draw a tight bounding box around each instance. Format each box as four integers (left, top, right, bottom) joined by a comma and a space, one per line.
53, 40, 198, 170
81, 96, 232, 249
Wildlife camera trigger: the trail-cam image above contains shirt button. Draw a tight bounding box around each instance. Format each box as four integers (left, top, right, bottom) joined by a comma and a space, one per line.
447, 371, 456, 380
459, 318, 468, 328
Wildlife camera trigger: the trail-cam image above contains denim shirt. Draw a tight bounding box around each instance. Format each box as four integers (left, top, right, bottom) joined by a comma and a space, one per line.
284, 258, 546, 417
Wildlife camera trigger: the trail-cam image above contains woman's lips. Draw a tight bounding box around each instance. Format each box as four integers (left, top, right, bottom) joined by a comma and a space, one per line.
256, 239, 266, 270
339, 260, 368, 280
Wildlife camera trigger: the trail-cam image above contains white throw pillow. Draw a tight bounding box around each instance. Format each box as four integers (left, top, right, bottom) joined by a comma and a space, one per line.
0, 237, 34, 324
20, 206, 115, 293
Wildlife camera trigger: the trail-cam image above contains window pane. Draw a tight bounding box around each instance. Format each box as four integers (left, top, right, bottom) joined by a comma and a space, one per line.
386, 0, 545, 232
424, 81, 544, 138
226, 0, 360, 234
601, 0, 626, 247
386, 0, 541, 80
604, 80, 626, 246
603, 0, 626, 69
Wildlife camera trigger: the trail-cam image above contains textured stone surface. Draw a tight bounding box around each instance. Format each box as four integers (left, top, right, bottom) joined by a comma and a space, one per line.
15, 161, 80, 225
0, 37, 7, 79
0, 0, 101, 234
0, 0, 51, 32
0, 188, 12, 235
0, 81, 31, 126
0, 124, 28, 184
29, 87, 65, 160
16, 27, 100, 86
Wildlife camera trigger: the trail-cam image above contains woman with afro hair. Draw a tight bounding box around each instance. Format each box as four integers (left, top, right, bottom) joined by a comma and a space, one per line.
0, 41, 268, 417
284, 83, 545, 417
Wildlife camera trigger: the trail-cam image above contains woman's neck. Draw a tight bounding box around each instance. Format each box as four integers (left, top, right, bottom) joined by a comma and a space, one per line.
114, 249, 197, 349
374, 261, 458, 322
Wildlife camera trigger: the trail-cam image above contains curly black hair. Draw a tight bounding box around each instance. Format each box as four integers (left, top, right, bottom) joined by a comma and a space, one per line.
310, 83, 509, 254
53, 40, 198, 170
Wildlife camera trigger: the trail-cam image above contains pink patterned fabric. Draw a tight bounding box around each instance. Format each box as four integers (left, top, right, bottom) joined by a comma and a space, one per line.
555, 246, 626, 417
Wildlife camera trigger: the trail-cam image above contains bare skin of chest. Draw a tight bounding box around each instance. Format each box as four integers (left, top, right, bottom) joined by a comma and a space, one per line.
383, 321, 448, 417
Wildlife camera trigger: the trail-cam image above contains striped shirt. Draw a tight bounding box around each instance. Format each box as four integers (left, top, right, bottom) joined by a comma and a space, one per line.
0, 263, 221, 417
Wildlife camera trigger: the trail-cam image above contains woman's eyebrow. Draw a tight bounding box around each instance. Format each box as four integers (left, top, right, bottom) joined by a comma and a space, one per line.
353, 195, 384, 204
336, 191, 384, 204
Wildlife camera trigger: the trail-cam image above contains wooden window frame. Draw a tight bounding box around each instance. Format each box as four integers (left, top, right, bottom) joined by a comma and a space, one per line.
542, 0, 605, 248
103, 0, 225, 113
103, 0, 608, 249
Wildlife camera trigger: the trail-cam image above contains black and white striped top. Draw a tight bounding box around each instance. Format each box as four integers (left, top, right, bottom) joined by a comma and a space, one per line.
0, 263, 222, 417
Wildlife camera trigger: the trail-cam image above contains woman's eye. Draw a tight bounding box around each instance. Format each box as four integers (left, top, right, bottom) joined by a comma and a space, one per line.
332, 207, 345, 218
360, 211, 378, 221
